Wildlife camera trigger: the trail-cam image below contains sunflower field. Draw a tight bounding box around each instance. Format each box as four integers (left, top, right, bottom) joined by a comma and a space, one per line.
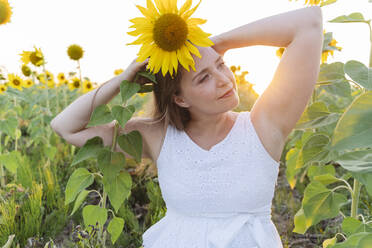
1, 0, 372, 247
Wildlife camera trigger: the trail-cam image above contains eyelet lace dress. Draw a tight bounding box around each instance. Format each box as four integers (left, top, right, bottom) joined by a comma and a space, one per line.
142, 111, 283, 248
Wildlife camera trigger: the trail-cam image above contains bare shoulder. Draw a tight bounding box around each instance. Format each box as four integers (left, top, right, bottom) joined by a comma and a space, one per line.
118, 116, 166, 163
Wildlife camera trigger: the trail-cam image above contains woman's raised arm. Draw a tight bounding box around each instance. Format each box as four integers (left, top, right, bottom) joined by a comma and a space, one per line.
50, 58, 148, 137
210, 6, 322, 54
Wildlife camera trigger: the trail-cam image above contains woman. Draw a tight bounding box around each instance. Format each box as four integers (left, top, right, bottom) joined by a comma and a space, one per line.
51, 5, 323, 248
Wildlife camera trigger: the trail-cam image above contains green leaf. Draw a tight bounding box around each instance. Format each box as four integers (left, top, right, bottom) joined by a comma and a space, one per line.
331, 232, 372, 248
103, 171, 132, 213
0, 117, 18, 138
334, 150, 372, 173
137, 70, 157, 84
111, 105, 135, 128
98, 149, 126, 180
330, 91, 372, 151
71, 136, 104, 166
323, 236, 337, 248
82, 205, 107, 228
320, 0, 337, 7
318, 62, 346, 84
0, 150, 22, 174
43, 145, 57, 160
341, 217, 372, 237
328, 12, 367, 23
117, 130, 142, 163
313, 174, 340, 185
308, 164, 336, 180
285, 147, 301, 189
302, 181, 347, 228
107, 217, 124, 244
344, 60, 372, 90
65, 168, 94, 205
120, 80, 141, 103
138, 84, 154, 93
293, 207, 311, 234
86, 104, 114, 127
351, 172, 372, 198
70, 190, 90, 216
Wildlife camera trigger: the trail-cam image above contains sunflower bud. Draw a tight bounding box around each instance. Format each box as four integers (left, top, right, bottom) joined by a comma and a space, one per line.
67, 44, 84, 60
21, 64, 31, 77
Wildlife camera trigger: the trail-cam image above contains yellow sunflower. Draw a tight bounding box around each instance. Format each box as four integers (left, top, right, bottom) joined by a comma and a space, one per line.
321, 31, 342, 64
0, 0, 12, 25
0, 84, 7, 95
127, 0, 214, 77
23, 79, 34, 88
8, 73, 24, 91
29, 47, 44, 67
69, 77, 81, 91
57, 79, 69, 87
45, 70, 54, 81
47, 80, 56, 88
37, 73, 46, 84
57, 72, 66, 82
21, 64, 32, 77
67, 44, 84, 60
82, 80, 94, 93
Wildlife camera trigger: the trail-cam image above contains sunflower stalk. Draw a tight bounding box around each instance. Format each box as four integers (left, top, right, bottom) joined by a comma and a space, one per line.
0, 132, 5, 187
77, 60, 83, 83
42, 64, 51, 115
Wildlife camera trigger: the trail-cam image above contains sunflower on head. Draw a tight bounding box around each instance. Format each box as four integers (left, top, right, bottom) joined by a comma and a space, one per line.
127, 0, 214, 78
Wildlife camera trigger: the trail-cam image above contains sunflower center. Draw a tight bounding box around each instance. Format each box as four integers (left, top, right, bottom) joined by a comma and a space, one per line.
74, 81, 80, 87
153, 14, 188, 51
13, 79, 20, 86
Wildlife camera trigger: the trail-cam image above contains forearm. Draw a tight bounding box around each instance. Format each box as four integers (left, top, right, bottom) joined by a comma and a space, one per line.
214, 6, 322, 51
50, 72, 131, 136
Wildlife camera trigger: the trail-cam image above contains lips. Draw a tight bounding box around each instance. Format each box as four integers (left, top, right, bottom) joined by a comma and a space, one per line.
219, 88, 233, 99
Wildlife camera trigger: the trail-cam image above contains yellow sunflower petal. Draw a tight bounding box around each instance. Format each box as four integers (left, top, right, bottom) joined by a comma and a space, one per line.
170, 51, 178, 74
129, 17, 149, 25
179, 0, 192, 17
136, 4, 158, 20
137, 43, 154, 62
154, 0, 166, 14
161, 51, 170, 77
168, 0, 178, 14
153, 48, 163, 74
146, 0, 160, 19
185, 40, 201, 58
181, 0, 202, 20
186, 18, 207, 26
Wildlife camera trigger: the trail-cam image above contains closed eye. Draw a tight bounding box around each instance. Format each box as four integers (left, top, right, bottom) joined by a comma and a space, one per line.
198, 62, 226, 83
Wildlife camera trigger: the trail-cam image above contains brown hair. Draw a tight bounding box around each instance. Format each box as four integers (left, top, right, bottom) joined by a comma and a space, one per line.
147, 68, 190, 131
89, 67, 191, 132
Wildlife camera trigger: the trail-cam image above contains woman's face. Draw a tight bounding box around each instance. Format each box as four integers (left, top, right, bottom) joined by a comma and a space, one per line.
174, 46, 239, 116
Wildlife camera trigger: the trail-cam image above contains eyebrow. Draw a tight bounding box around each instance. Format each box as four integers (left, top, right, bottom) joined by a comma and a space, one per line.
192, 55, 223, 82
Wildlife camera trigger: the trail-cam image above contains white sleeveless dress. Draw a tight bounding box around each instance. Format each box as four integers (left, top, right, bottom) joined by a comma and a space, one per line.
142, 111, 283, 248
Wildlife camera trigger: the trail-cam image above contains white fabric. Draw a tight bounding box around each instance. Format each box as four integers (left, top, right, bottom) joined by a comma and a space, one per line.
142, 111, 283, 248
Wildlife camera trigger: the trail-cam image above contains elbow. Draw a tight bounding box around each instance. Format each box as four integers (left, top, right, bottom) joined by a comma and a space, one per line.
309, 6, 323, 29
50, 118, 65, 138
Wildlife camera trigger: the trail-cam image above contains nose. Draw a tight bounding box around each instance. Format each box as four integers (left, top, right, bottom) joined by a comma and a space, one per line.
214, 69, 232, 88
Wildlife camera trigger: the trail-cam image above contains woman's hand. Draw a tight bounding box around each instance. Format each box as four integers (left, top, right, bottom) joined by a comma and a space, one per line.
210, 35, 228, 56
123, 57, 150, 85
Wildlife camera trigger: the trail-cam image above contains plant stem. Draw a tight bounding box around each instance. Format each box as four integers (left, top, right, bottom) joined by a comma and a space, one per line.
351, 178, 362, 219
0, 133, 5, 187
368, 21, 372, 68
77, 60, 83, 83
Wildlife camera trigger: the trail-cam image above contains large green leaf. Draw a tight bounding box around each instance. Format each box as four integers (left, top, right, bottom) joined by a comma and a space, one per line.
0, 117, 18, 139
330, 232, 372, 248
71, 136, 104, 166
351, 171, 372, 197
70, 190, 90, 216
331, 91, 372, 151
120, 80, 141, 103
334, 150, 372, 173
103, 171, 132, 213
0, 150, 22, 174
65, 168, 94, 205
98, 149, 126, 180
342, 217, 372, 238
295, 102, 341, 129
82, 205, 107, 229
308, 164, 336, 180
302, 181, 347, 228
328, 12, 368, 23
293, 207, 312, 234
344, 60, 372, 90
317, 62, 345, 84
107, 217, 124, 244
111, 105, 135, 128
117, 131, 142, 163
86, 104, 114, 127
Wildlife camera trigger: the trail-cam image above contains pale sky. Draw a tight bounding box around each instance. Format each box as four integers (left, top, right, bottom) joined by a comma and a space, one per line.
0, 0, 371, 94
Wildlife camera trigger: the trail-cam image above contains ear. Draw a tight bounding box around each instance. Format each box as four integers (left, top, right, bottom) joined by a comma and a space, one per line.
173, 94, 190, 108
